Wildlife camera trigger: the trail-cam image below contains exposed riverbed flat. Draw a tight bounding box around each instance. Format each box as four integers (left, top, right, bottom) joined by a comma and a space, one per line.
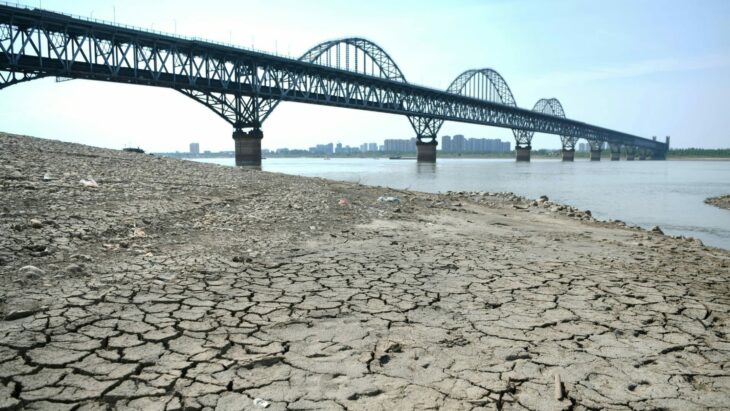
1, 132, 729, 410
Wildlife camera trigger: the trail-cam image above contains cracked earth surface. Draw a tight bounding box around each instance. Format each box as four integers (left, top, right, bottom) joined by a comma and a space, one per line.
1, 132, 729, 410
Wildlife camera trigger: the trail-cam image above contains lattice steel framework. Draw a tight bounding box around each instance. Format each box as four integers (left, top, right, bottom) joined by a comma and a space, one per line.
520, 98, 578, 151
0, 4, 667, 153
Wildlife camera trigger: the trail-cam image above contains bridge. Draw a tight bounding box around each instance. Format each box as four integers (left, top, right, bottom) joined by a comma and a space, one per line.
0, 3, 669, 166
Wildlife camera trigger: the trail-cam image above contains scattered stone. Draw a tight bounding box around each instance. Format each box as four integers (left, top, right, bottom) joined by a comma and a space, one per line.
19, 265, 44, 277
65, 263, 84, 274
377, 196, 400, 204
651, 225, 664, 234
705, 194, 730, 210
30, 218, 43, 228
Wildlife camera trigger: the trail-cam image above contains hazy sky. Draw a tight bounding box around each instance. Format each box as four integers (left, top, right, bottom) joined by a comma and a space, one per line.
1, 0, 728, 152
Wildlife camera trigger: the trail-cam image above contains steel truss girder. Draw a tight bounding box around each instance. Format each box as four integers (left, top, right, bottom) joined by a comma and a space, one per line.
0, 4, 667, 154
0, 69, 45, 89
177, 88, 275, 130
587, 139, 604, 151
407, 116, 440, 142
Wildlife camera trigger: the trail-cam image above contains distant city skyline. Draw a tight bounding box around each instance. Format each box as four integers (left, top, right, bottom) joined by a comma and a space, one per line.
185, 135, 512, 155
1, 0, 728, 152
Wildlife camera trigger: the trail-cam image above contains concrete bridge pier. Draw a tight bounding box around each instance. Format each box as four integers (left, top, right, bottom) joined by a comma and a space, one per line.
639, 149, 647, 160
416, 139, 437, 162
625, 146, 636, 160
515, 146, 531, 162
561, 149, 575, 162
590, 149, 602, 161
609, 143, 621, 161
233, 128, 263, 168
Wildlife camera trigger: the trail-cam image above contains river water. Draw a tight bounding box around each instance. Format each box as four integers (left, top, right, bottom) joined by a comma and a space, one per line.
195, 157, 730, 250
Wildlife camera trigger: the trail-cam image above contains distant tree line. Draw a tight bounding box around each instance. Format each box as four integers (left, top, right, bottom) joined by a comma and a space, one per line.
667, 148, 730, 158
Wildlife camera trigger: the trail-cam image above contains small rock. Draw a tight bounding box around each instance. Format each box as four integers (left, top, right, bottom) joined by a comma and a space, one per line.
650, 226, 664, 235
377, 196, 400, 204
65, 263, 84, 274
30, 219, 43, 228
253, 398, 270, 408
19, 265, 44, 278
538, 195, 549, 203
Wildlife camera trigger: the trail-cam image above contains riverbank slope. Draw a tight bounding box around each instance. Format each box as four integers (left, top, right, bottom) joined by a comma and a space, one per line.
1, 132, 729, 410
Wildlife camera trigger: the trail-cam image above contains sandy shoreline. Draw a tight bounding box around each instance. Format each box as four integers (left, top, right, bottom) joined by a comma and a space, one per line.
1, 132, 729, 410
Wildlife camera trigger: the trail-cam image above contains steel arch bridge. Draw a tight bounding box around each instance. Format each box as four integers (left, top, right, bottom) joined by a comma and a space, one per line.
0, 4, 668, 165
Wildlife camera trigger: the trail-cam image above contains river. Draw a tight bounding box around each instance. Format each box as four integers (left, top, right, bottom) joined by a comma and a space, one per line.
194, 157, 730, 250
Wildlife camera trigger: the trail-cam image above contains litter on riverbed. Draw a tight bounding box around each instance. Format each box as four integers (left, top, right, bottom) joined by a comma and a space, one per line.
79, 178, 98, 188
377, 196, 400, 204
253, 398, 270, 408
338, 198, 350, 206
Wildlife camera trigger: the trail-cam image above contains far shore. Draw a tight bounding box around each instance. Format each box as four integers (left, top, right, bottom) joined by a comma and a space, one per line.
160, 153, 730, 161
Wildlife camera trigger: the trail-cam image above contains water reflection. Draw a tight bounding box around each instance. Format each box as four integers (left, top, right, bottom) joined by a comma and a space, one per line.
416, 162, 437, 176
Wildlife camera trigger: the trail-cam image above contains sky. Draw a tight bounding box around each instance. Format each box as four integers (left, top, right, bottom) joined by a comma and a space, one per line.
1, 0, 729, 152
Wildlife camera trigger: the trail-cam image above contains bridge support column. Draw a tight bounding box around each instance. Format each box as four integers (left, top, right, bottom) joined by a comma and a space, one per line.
625, 146, 636, 161
590, 149, 602, 161
610, 143, 621, 161
416, 139, 437, 163
561, 149, 575, 162
516, 146, 531, 162
233, 128, 263, 167
639, 150, 647, 160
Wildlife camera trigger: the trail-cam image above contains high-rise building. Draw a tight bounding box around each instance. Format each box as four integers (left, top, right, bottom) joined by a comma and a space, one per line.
335, 143, 343, 154
368, 143, 378, 152
452, 134, 465, 152
441, 135, 451, 152
383, 138, 416, 153
360, 143, 368, 152
189, 143, 200, 155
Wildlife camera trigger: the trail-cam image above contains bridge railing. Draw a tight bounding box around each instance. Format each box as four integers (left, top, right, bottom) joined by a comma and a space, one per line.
0, 1, 300, 60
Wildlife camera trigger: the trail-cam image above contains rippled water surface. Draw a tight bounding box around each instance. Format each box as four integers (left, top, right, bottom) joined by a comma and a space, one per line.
195, 157, 730, 250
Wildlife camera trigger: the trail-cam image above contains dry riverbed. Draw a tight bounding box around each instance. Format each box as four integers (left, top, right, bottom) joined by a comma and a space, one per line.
1, 132, 729, 410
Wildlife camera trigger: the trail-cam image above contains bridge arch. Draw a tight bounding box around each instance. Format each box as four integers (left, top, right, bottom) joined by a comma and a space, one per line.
446, 68, 517, 107
300, 38, 407, 82
235, 37, 410, 134
524, 98, 580, 159
442, 68, 528, 149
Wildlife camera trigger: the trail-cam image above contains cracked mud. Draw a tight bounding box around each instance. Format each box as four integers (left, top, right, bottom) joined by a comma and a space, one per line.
1, 132, 729, 410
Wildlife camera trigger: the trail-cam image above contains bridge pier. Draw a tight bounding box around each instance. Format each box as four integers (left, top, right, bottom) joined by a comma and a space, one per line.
590, 149, 602, 161
416, 139, 437, 162
561, 149, 575, 162
625, 146, 636, 160
610, 143, 621, 161
515, 146, 531, 162
639, 150, 647, 160
233, 128, 263, 167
